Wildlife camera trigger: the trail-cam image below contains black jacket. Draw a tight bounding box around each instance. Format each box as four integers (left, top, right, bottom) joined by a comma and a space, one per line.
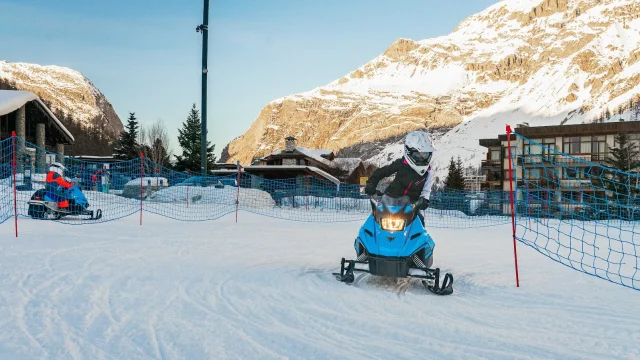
366, 159, 433, 202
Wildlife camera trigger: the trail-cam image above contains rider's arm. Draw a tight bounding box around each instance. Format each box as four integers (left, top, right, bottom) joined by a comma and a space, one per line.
366, 159, 403, 190
53, 173, 73, 189
419, 170, 434, 200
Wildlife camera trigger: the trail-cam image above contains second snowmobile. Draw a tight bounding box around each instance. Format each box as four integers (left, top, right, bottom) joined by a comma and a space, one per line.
333, 193, 453, 295
27, 184, 102, 220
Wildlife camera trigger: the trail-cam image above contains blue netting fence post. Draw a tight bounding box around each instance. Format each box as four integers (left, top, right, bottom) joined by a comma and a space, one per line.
506, 125, 520, 287
11, 131, 18, 237
140, 154, 144, 226
186, 169, 190, 208
235, 161, 241, 223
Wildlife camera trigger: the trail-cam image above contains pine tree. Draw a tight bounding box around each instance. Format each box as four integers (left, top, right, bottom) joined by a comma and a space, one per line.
444, 156, 466, 191
113, 112, 140, 160
592, 132, 640, 219
174, 104, 216, 173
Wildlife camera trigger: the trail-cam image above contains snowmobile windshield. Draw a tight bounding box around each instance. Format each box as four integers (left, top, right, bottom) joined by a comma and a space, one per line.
380, 195, 412, 208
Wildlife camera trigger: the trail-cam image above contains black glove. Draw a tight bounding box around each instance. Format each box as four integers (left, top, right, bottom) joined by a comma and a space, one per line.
415, 197, 430, 210
364, 183, 376, 196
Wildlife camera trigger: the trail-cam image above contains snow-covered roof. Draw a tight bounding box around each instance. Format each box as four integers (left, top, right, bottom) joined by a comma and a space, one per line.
0, 90, 74, 143
0, 90, 37, 116
262, 146, 335, 167
331, 158, 363, 173
245, 165, 340, 187
72, 155, 116, 159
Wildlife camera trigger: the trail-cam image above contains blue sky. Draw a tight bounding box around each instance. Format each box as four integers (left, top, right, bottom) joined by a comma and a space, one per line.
0, 0, 495, 157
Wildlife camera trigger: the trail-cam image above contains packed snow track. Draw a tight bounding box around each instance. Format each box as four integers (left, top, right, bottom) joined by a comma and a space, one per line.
1, 213, 639, 359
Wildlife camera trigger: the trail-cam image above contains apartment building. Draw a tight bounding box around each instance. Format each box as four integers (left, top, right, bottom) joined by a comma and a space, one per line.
478, 121, 640, 214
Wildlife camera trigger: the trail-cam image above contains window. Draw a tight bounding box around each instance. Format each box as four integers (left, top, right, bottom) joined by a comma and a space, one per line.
524, 138, 555, 155
490, 149, 501, 160
503, 169, 516, 180
503, 146, 517, 158
563, 136, 593, 154
526, 190, 549, 203
561, 191, 581, 202
525, 168, 542, 180
591, 135, 607, 161
563, 167, 592, 180
583, 191, 606, 204
490, 170, 501, 181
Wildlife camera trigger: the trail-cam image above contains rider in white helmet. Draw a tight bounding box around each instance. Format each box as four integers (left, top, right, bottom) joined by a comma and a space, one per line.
45, 162, 74, 208
364, 130, 436, 214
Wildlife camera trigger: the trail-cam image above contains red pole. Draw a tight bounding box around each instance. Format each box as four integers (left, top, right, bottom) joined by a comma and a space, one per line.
140, 153, 144, 226
186, 169, 190, 208
11, 131, 18, 238
506, 125, 520, 288
235, 161, 241, 223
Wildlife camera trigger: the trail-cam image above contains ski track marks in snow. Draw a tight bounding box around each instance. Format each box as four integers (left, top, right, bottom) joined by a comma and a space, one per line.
1, 213, 640, 359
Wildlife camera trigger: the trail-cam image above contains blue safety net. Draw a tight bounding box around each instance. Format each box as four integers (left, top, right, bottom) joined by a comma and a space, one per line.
510, 133, 640, 290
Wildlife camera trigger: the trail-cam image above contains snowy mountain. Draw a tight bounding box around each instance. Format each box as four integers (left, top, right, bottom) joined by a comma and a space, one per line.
224, 0, 640, 178
0, 61, 123, 138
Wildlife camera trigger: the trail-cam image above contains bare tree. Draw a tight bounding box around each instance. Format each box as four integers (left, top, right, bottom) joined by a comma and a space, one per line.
141, 119, 172, 167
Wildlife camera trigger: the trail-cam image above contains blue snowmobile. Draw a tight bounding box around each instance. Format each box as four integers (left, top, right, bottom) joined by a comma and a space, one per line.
28, 185, 102, 220
334, 193, 453, 295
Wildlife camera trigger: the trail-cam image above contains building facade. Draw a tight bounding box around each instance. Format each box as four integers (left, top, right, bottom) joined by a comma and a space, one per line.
479, 121, 640, 215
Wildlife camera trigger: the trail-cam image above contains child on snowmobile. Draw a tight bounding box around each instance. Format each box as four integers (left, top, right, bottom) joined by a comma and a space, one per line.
45, 162, 74, 208
364, 130, 436, 222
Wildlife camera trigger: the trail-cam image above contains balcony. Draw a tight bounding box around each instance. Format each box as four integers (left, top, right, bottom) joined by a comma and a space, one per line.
518, 178, 559, 189
520, 155, 555, 166
481, 160, 501, 169
481, 180, 502, 190
554, 154, 600, 165
559, 179, 592, 189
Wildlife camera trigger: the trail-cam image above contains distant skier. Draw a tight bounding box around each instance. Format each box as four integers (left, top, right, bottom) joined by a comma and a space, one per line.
364, 130, 436, 222
45, 162, 74, 208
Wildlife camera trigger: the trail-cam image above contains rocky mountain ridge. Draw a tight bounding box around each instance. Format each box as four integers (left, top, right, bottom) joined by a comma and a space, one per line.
223, 0, 640, 178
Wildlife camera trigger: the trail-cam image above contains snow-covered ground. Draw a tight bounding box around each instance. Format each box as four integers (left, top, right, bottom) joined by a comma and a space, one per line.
1, 212, 639, 359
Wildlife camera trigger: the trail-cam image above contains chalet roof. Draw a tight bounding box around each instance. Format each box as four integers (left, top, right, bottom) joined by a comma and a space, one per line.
262, 146, 335, 165
245, 165, 340, 186
0, 90, 74, 144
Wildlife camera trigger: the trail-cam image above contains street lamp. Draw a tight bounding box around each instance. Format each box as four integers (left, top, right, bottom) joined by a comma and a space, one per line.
197, 0, 210, 174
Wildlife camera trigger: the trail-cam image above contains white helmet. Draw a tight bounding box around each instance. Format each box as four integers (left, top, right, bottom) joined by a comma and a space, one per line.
403, 131, 436, 175
49, 162, 66, 176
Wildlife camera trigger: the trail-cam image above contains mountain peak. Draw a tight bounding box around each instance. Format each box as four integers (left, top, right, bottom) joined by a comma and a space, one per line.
225, 0, 640, 174
0, 61, 122, 139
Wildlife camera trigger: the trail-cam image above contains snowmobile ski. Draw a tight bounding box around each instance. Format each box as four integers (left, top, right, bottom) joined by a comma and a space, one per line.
333, 257, 453, 295
421, 268, 453, 296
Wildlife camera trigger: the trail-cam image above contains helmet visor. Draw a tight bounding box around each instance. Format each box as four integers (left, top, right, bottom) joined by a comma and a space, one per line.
406, 148, 432, 166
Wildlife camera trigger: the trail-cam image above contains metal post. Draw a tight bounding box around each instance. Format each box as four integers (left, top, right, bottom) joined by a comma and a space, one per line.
506, 125, 520, 288
11, 131, 18, 238
197, 0, 210, 175
140, 154, 144, 226
235, 161, 241, 223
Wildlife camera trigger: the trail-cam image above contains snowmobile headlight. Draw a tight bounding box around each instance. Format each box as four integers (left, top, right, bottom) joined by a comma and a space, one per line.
381, 217, 406, 231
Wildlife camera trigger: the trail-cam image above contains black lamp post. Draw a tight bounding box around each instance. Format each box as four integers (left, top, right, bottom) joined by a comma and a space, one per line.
196, 0, 210, 174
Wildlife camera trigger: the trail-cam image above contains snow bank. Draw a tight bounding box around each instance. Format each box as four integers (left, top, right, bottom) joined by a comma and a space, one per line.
0, 213, 639, 359
125, 177, 169, 187
148, 185, 276, 207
